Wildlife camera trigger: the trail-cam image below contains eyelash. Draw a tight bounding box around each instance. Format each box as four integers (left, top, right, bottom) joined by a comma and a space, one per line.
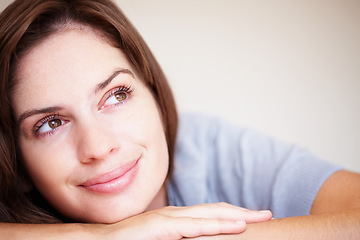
32, 85, 134, 138
111, 85, 133, 96
33, 113, 64, 137
101, 85, 134, 109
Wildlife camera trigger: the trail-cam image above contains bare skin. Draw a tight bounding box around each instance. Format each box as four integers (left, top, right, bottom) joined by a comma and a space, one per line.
4, 22, 360, 240
186, 170, 360, 239
3, 26, 273, 239
0, 203, 272, 239
1, 171, 359, 239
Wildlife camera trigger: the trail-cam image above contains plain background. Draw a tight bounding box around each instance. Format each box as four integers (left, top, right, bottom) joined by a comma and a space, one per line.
1, 0, 360, 172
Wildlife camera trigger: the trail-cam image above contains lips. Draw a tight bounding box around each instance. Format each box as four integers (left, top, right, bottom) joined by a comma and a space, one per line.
79, 157, 140, 194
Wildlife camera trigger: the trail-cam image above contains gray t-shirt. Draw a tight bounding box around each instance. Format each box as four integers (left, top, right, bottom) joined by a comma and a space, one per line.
167, 114, 342, 218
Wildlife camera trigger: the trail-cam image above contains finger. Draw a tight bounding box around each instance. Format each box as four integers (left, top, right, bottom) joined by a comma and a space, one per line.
119, 212, 247, 239
242, 210, 272, 223
169, 217, 246, 238
160, 203, 272, 223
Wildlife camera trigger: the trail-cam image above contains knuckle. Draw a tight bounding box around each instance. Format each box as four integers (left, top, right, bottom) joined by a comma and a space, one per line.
160, 205, 184, 214
208, 202, 231, 209
163, 205, 177, 211
217, 202, 231, 207
145, 212, 168, 222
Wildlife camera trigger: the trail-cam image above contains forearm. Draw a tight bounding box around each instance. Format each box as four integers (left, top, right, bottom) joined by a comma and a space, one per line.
188, 209, 360, 240
0, 223, 102, 240
243, 209, 360, 240
0, 204, 273, 240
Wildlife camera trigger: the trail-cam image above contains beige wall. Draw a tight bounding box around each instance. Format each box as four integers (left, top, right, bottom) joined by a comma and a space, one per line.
0, 0, 11, 11
117, 0, 360, 172
2, 1, 360, 172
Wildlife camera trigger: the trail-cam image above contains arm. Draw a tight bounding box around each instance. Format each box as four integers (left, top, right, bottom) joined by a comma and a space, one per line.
188, 170, 360, 239
0, 223, 98, 240
0, 203, 272, 239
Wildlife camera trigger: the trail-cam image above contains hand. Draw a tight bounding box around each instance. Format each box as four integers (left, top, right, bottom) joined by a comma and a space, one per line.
99, 202, 272, 239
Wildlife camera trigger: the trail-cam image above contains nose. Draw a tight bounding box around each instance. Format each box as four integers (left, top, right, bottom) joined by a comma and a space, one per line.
76, 119, 119, 164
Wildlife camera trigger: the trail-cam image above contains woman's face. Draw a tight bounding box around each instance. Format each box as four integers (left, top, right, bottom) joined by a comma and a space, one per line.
11, 27, 169, 223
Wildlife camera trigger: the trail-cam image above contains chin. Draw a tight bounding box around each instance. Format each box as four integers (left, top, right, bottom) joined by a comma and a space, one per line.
73, 202, 148, 224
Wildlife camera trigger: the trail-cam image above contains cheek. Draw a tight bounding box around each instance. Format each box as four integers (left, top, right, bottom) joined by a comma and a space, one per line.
124, 93, 169, 173
137, 102, 167, 156
111, 87, 167, 152
19, 140, 72, 191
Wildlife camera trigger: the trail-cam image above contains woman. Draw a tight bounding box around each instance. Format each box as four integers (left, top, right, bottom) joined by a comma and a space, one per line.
0, 0, 359, 239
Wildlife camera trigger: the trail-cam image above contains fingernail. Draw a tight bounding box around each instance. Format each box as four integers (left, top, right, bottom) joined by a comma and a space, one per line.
259, 210, 271, 213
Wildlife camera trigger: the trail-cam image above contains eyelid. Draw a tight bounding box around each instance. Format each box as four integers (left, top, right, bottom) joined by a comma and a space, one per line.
32, 113, 68, 137
99, 85, 134, 110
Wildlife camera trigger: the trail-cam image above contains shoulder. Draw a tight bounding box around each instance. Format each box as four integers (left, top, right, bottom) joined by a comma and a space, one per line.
177, 112, 223, 137
177, 112, 246, 145
175, 113, 246, 159
176, 113, 289, 159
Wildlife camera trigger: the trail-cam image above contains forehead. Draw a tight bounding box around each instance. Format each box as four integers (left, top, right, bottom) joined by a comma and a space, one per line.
15, 26, 128, 82
12, 27, 134, 115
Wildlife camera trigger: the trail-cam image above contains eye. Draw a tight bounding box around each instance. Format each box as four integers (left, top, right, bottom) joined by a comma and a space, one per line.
34, 114, 68, 136
115, 92, 127, 101
105, 91, 127, 106
48, 119, 62, 129
101, 85, 134, 109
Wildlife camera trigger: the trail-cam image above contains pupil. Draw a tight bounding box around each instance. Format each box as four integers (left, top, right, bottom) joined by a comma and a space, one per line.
115, 92, 126, 101
49, 119, 61, 129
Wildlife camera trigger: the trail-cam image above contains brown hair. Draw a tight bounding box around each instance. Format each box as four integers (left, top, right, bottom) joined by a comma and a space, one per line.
0, 0, 177, 223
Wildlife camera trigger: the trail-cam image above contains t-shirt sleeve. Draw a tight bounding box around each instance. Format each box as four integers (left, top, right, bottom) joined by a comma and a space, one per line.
172, 114, 342, 218
210, 115, 342, 218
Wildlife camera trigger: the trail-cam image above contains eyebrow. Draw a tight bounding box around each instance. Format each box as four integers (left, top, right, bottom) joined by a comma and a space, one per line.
17, 106, 63, 127
17, 68, 135, 127
94, 68, 135, 94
